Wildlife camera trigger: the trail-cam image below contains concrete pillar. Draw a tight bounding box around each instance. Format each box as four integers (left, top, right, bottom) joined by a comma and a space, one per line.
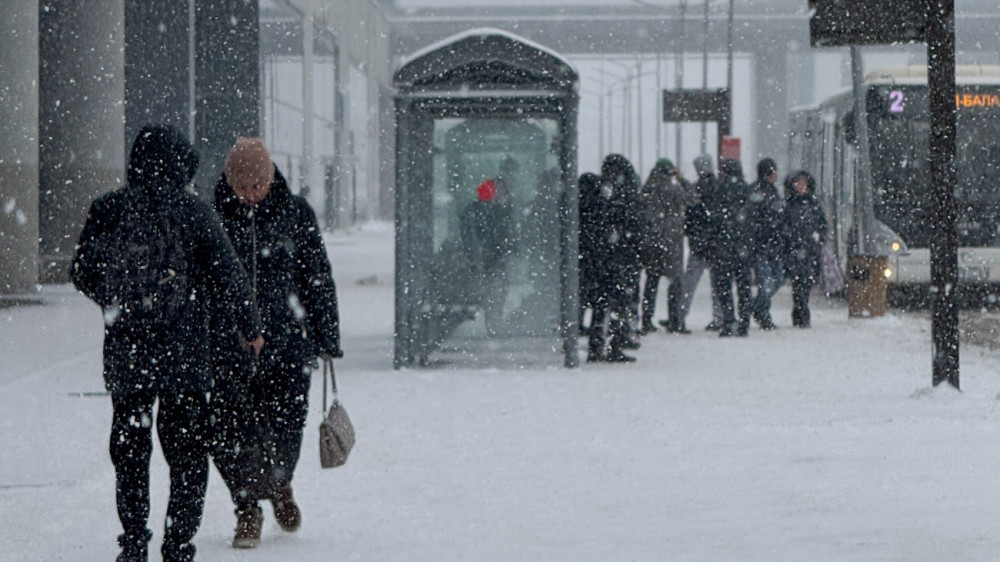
0, 0, 40, 293
754, 43, 790, 173
38, 0, 126, 283
125, 1, 194, 152
193, 0, 260, 190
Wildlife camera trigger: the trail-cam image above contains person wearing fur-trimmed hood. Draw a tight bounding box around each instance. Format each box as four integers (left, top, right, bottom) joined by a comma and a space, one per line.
781, 170, 827, 328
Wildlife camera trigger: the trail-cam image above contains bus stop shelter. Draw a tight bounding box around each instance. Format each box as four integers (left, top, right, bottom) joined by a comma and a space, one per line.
393, 29, 580, 369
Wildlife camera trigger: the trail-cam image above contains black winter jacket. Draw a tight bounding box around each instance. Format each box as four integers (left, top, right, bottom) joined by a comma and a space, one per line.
782, 193, 827, 281
702, 170, 752, 272
745, 178, 786, 261
684, 173, 715, 261
72, 125, 262, 395
213, 169, 341, 365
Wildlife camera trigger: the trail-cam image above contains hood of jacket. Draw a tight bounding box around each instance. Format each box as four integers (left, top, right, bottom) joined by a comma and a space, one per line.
127, 125, 198, 200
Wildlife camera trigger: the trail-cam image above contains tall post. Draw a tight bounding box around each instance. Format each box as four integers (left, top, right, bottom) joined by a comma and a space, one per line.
674, 0, 686, 165
636, 58, 644, 173
302, 8, 315, 198
927, 0, 959, 389
700, 0, 709, 153
0, 0, 39, 292
726, 0, 734, 102
193, 0, 260, 190
656, 53, 662, 159
850, 46, 876, 257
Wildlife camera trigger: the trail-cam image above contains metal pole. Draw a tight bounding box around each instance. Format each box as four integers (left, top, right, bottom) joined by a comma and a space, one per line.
675, 0, 686, 165
636, 57, 644, 173
726, 0, 733, 101
598, 88, 605, 158
928, 0, 959, 389
301, 8, 315, 198
700, 0, 709, 153
849, 46, 876, 258
656, 53, 662, 159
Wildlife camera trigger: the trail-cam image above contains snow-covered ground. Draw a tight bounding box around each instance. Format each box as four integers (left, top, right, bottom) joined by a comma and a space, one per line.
3, 222, 1000, 561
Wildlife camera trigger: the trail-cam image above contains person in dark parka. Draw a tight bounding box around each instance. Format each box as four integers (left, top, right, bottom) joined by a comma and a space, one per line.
459, 175, 515, 336
703, 158, 755, 337
587, 154, 642, 363
72, 125, 263, 562
673, 154, 725, 333
638, 158, 697, 334
578, 172, 606, 333
745, 157, 785, 329
781, 170, 827, 327
210, 138, 342, 549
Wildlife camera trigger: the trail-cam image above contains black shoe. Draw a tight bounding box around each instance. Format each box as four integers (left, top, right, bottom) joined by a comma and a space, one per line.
622, 339, 641, 350
718, 328, 734, 337
605, 350, 637, 363
639, 321, 659, 335
667, 322, 691, 334
658, 319, 672, 329
705, 321, 721, 331
736, 327, 749, 337
586, 350, 604, 363
759, 319, 777, 330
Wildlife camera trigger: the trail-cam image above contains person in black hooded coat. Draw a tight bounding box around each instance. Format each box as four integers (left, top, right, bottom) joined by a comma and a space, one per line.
586, 154, 641, 363
209, 138, 342, 548
745, 157, 785, 329
781, 170, 827, 327
72, 124, 263, 562
703, 158, 755, 337
578, 172, 606, 332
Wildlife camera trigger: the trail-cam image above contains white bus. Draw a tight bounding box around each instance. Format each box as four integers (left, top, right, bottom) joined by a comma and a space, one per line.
788, 65, 1000, 306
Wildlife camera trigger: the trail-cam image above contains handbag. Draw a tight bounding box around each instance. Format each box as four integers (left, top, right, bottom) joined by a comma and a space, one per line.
319, 358, 355, 468
821, 244, 845, 295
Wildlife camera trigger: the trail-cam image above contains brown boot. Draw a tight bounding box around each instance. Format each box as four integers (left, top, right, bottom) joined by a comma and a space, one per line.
233, 506, 263, 549
271, 485, 301, 532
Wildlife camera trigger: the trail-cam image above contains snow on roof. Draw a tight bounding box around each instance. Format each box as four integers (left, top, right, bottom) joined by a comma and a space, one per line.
397, 27, 578, 75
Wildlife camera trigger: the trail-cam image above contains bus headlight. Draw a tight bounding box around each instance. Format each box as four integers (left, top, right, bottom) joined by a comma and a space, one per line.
884, 267, 893, 279
891, 241, 901, 252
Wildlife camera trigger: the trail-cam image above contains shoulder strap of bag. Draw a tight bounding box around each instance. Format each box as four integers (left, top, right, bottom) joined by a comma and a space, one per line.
323, 358, 338, 411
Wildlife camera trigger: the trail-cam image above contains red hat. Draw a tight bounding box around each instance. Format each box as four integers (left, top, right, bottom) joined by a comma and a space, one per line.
477, 179, 496, 202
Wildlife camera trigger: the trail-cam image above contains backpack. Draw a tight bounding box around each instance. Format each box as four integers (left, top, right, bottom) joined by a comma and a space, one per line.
104, 194, 191, 328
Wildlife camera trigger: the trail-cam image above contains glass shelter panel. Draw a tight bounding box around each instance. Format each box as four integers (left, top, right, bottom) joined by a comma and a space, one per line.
428, 117, 563, 340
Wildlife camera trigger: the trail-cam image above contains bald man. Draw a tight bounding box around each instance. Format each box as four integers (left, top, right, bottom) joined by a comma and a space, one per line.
208, 138, 342, 548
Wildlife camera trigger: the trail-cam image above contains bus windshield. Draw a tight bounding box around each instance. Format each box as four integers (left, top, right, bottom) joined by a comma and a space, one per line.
867, 85, 1000, 248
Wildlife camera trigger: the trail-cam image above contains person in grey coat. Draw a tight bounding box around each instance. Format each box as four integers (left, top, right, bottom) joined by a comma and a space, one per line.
638, 158, 697, 334
671, 154, 725, 333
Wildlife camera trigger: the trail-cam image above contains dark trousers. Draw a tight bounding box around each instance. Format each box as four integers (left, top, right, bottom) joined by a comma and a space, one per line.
641, 270, 683, 327
592, 301, 629, 350
711, 264, 753, 334
790, 275, 814, 327
211, 353, 311, 512
111, 388, 209, 560
752, 255, 784, 326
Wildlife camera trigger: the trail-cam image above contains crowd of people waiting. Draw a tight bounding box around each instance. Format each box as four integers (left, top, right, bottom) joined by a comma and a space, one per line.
579, 153, 828, 363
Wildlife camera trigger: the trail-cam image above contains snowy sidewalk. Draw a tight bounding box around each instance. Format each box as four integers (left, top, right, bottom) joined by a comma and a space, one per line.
4, 222, 1000, 561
